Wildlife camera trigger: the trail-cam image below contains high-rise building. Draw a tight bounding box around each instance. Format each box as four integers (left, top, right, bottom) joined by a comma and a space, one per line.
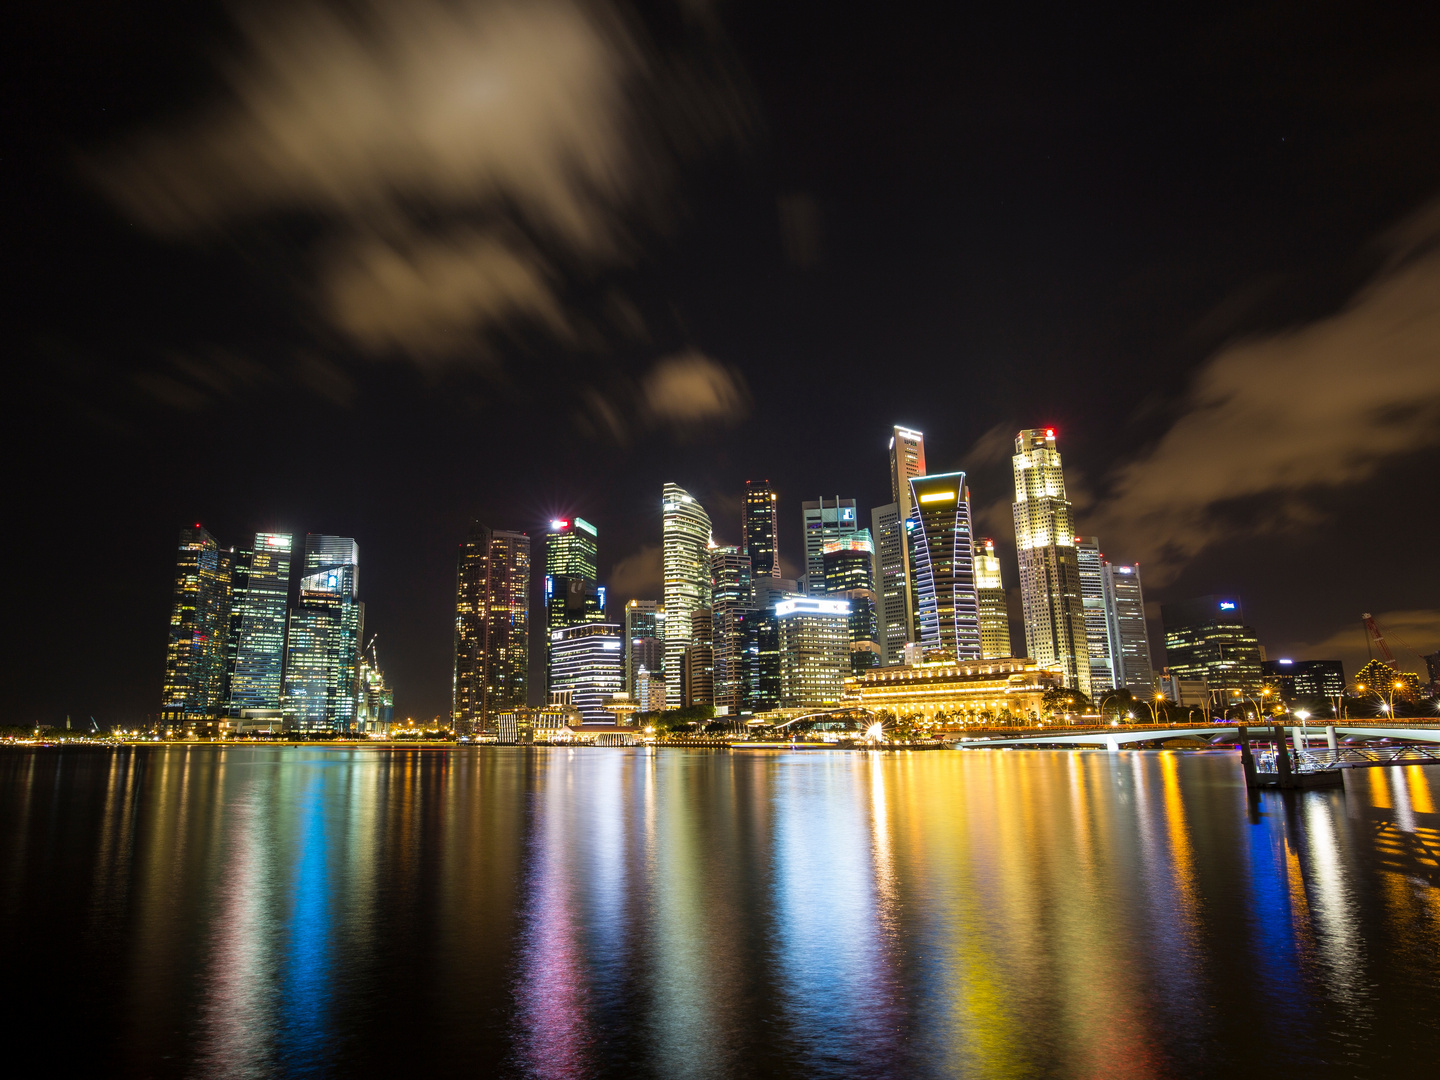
1261, 658, 1345, 704
453, 524, 531, 734
743, 480, 781, 579
890, 425, 927, 520
1161, 595, 1262, 697
545, 517, 599, 580
823, 533, 880, 674
662, 483, 712, 704
908, 473, 982, 662
160, 526, 233, 728
637, 666, 666, 712
624, 600, 664, 696
974, 538, 1011, 659
801, 497, 859, 590
871, 502, 907, 665
1101, 561, 1154, 695
284, 535, 363, 733
777, 597, 851, 707
748, 577, 799, 713
544, 517, 600, 684
550, 623, 625, 724
681, 606, 716, 708
1075, 537, 1114, 694
1012, 429, 1090, 696
710, 547, 755, 712
228, 532, 293, 715
222, 543, 251, 706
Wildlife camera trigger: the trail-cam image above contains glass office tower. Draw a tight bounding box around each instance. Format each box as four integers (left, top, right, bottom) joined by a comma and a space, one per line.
908, 472, 982, 662
743, 480, 781, 579
801, 497, 859, 590
228, 532, 293, 714
284, 535, 363, 733
1076, 536, 1115, 694
624, 600, 665, 697
823, 533, 880, 674
777, 597, 851, 707
544, 516, 600, 687
710, 546, 755, 712
1102, 561, 1155, 695
453, 523, 531, 734
1012, 429, 1090, 696
974, 537, 1011, 659
550, 623, 625, 724
160, 525, 233, 726
662, 483, 712, 704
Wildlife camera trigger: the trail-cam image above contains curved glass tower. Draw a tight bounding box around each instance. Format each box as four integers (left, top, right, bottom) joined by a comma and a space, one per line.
908, 472, 981, 661
662, 483, 712, 704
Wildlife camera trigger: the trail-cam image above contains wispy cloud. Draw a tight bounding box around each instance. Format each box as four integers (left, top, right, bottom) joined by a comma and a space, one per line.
640, 350, 749, 429
1090, 202, 1440, 582
94, 0, 747, 361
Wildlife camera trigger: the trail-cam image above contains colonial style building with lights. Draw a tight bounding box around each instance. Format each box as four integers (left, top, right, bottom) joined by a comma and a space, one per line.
843, 658, 1062, 721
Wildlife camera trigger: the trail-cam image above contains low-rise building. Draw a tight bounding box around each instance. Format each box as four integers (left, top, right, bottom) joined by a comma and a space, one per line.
844, 658, 1061, 721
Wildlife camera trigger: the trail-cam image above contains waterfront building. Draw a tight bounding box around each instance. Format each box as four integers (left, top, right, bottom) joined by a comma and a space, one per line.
1261, 658, 1346, 704
743, 480, 781, 579
777, 596, 851, 707
844, 657, 1062, 722
872, 502, 908, 665
227, 532, 293, 716
662, 483, 713, 704
544, 517, 600, 684
908, 472, 982, 662
550, 623, 625, 723
546, 516, 598, 581
1012, 429, 1091, 696
889, 425, 927, 640
1075, 537, 1115, 693
1161, 595, 1263, 697
801, 497, 859, 590
823, 533, 881, 674
160, 525, 234, 729
682, 607, 716, 707
453, 523, 531, 733
624, 600, 664, 696
710, 546, 755, 711
637, 666, 667, 712
1102, 561, 1155, 695
284, 535, 363, 733
974, 538, 1011, 659
747, 577, 799, 712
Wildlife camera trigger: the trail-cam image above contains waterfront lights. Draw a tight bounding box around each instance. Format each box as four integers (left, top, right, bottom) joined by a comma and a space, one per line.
865, 722, 885, 742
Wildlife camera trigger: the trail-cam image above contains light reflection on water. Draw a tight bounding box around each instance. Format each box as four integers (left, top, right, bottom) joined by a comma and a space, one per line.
2, 746, 1439, 1078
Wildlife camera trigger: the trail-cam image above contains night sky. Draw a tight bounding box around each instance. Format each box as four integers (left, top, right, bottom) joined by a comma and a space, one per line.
8, 0, 1440, 725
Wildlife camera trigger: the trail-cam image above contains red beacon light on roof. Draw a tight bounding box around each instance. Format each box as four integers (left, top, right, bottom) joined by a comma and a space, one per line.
1046, 428, 1055, 437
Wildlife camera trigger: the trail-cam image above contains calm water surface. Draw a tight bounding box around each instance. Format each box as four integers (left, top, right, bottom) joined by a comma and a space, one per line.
2, 746, 1438, 1078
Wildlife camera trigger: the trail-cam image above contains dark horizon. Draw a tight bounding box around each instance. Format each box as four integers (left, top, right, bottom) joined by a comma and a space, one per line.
8, 0, 1440, 725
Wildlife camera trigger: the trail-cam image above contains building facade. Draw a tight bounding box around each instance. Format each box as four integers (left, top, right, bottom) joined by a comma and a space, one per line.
1101, 561, 1154, 695
823, 533, 881, 674
743, 480, 781, 579
1075, 537, 1115, 694
1161, 595, 1263, 697
801, 497, 859, 590
872, 502, 908, 666
710, 547, 754, 712
662, 483, 712, 704
624, 600, 664, 696
845, 657, 1063, 722
908, 472, 982, 662
160, 525, 234, 728
551, 623, 625, 723
777, 597, 851, 707
1261, 658, 1346, 704
974, 538, 1011, 659
227, 532, 293, 715
1012, 429, 1091, 697
284, 535, 363, 733
453, 523, 531, 733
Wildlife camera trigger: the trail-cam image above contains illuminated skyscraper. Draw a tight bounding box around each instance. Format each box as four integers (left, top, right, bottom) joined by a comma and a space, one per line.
710, 546, 755, 711
748, 577, 799, 712
284, 535, 363, 733
777, 597, 851, 707
453, 524, 531, 734
908, 473, 982, 661
544, 516, 600, 684
823, 533, 880, 673
801, 497, 858, 589
1161, 595, 1261, 696
550, 623, 624, 723
1075, 536, 1114, 693
1012, 429, 1090, 696
624, 600, 664, 696
662, 483, 712, 703
1103, 561, 1155, 695
742, 480, 781, 579
974, 538, 1011, 658
874, 424, 926, 661
160, 525, 233, 728
682, 607, 716, 707
228, 532, 292, 715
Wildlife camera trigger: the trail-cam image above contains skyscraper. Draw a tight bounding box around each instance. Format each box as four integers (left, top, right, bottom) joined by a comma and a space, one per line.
742, 480, 781, 579
801, 497, 858, 589
682, 607, 716, 707
228, 532, 292, 716
546, 517, 598, 580
284, 535, 363, 733
662, 483, 712, 704
1075, 536, 1114, 694
160, 525, 233, 729
748, 576, 799, 712
550, 623, 624, 723
1012, 429, 1091, 696
624, 600, 664, 696
890, 425, 927, 519
1102, 561, 1154, 695
823, 533, 880, 674
777, 597, 851, 707
908, 472, 982, 662
974, 538, 1011, 659
874, 425, 926, 662
544, 517, 600, 685
453, 524, 531, 734
710, 546, 755, 712
1161, 595, 1262, 697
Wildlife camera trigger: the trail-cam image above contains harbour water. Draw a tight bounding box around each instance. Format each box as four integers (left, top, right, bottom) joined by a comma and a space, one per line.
2, 746, 1438, 1078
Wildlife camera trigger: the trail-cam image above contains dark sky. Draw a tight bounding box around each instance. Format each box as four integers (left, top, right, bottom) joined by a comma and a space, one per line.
7, 0, 1440, 725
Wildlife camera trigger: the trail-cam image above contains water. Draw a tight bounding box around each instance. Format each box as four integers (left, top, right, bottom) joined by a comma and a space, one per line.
2, 746, 1438, 1078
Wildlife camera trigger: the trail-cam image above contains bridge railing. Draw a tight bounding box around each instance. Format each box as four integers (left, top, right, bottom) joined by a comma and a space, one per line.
1255, 744, 1440, 774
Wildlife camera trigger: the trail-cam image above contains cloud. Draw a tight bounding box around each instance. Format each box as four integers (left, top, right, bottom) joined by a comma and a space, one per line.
640, 349, 749, 428
960, 421, 1015, 469
608, 543, 662, 603
94, 0, 747, 359
1090, 204, 1440, 582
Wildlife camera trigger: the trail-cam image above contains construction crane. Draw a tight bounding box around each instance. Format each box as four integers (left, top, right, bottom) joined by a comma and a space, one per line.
1361, 613, 1396, 665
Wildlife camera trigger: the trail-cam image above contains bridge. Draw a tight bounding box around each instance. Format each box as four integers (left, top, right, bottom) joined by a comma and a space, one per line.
947, 722, 1440, 789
